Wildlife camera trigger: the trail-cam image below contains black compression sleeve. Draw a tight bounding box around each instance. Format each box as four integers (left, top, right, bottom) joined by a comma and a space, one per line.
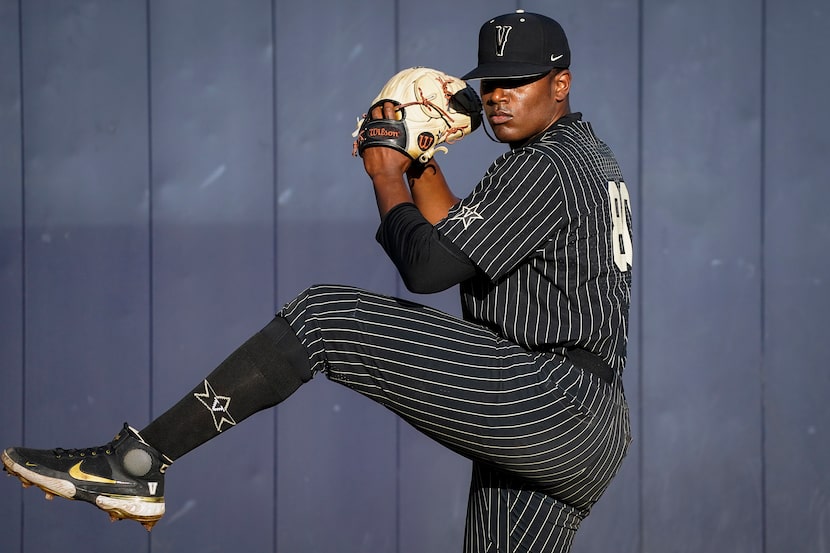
376, 203, 477, 294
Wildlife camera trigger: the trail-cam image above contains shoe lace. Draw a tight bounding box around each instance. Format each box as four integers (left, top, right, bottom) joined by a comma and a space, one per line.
52, 443, 115, 459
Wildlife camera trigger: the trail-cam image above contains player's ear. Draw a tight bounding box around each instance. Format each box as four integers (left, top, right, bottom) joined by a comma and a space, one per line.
552, 69, 571, 101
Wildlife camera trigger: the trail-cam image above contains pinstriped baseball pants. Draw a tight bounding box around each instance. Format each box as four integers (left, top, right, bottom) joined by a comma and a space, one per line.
280, 284, 631, 553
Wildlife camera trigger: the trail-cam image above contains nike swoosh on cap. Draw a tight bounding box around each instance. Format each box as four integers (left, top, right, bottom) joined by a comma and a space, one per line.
551, 54, 564, 62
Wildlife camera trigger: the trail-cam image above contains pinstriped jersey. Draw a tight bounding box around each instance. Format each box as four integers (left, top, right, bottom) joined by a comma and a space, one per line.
434, 113, 633, 373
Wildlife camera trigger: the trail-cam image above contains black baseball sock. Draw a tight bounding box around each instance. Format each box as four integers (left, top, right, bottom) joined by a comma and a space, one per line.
139, 316, 312, 461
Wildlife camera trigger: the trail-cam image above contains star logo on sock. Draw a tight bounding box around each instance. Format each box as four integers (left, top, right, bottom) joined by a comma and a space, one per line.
194, 379, 237, 432
449, 203, 484, 229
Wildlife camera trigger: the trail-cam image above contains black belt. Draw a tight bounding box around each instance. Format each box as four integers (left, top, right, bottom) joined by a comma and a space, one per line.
565, 348, 614, 384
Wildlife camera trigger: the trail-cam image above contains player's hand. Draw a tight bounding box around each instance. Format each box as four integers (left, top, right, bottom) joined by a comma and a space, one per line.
360, 101, 412, 181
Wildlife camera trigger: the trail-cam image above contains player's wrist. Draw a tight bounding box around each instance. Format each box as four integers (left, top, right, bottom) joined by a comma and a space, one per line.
362, 146, 411, 179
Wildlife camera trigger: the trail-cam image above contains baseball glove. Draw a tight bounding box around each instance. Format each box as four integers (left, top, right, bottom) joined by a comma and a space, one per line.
352, 67, 482, 164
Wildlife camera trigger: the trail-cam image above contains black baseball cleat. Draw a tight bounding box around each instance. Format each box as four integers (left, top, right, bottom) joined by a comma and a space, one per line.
2, 423, 172, 531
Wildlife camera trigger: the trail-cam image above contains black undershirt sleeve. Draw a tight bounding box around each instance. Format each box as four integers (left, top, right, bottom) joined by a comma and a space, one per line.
375, 202, 478, 294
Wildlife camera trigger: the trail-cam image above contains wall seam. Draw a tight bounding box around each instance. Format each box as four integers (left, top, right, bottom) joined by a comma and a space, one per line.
271, 0, 280, 551
144, 1, 154, 549
18, 0, 27, 548
759, 0, 768, 551
636, 0, 645, 551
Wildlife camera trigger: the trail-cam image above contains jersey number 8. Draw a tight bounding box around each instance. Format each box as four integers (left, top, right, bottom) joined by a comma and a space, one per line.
608, 180, 633, 272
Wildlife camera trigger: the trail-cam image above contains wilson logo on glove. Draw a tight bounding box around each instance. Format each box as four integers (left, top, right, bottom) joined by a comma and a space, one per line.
352, 67, 482, 164
417, 132, 435, 151
367, 126, 402, 139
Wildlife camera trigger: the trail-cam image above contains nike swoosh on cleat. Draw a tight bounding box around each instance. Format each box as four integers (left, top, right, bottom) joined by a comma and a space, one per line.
69, 461, 127, 485
25, 462, 38, 467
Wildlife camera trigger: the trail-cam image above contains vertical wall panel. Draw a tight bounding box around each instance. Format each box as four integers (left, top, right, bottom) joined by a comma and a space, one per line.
273, 1, 398, 297
764, 2, 830, 552
0, 1, 23, 551
19, 0, 151, 550
273, 2, 399, 551
148, 1, 276, 551
640, 1, 763, 551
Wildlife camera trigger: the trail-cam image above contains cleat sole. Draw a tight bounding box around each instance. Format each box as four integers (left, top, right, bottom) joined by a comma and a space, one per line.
95, 494, 164, 528
2, 449, 164, 530
2, 450, 76, 500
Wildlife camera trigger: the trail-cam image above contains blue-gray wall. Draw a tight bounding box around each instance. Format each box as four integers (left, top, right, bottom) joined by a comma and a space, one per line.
1, 1, 828, 552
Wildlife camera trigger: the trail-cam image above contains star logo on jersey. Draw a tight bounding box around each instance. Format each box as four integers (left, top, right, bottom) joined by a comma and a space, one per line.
449, 203, 484, 230
194, 379, 237, 432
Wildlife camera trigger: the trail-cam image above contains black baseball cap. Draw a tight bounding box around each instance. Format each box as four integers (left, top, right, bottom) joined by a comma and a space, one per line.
462, 10, 571, 80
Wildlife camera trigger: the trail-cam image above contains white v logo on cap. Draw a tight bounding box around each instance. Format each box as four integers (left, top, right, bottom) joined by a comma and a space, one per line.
495, 25, 512, 56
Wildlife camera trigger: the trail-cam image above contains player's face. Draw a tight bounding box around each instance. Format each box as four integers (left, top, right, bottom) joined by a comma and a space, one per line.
480, 70, 570, 147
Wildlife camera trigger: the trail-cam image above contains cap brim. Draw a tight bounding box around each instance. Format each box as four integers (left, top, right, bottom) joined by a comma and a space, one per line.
461, 62, 559, 81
